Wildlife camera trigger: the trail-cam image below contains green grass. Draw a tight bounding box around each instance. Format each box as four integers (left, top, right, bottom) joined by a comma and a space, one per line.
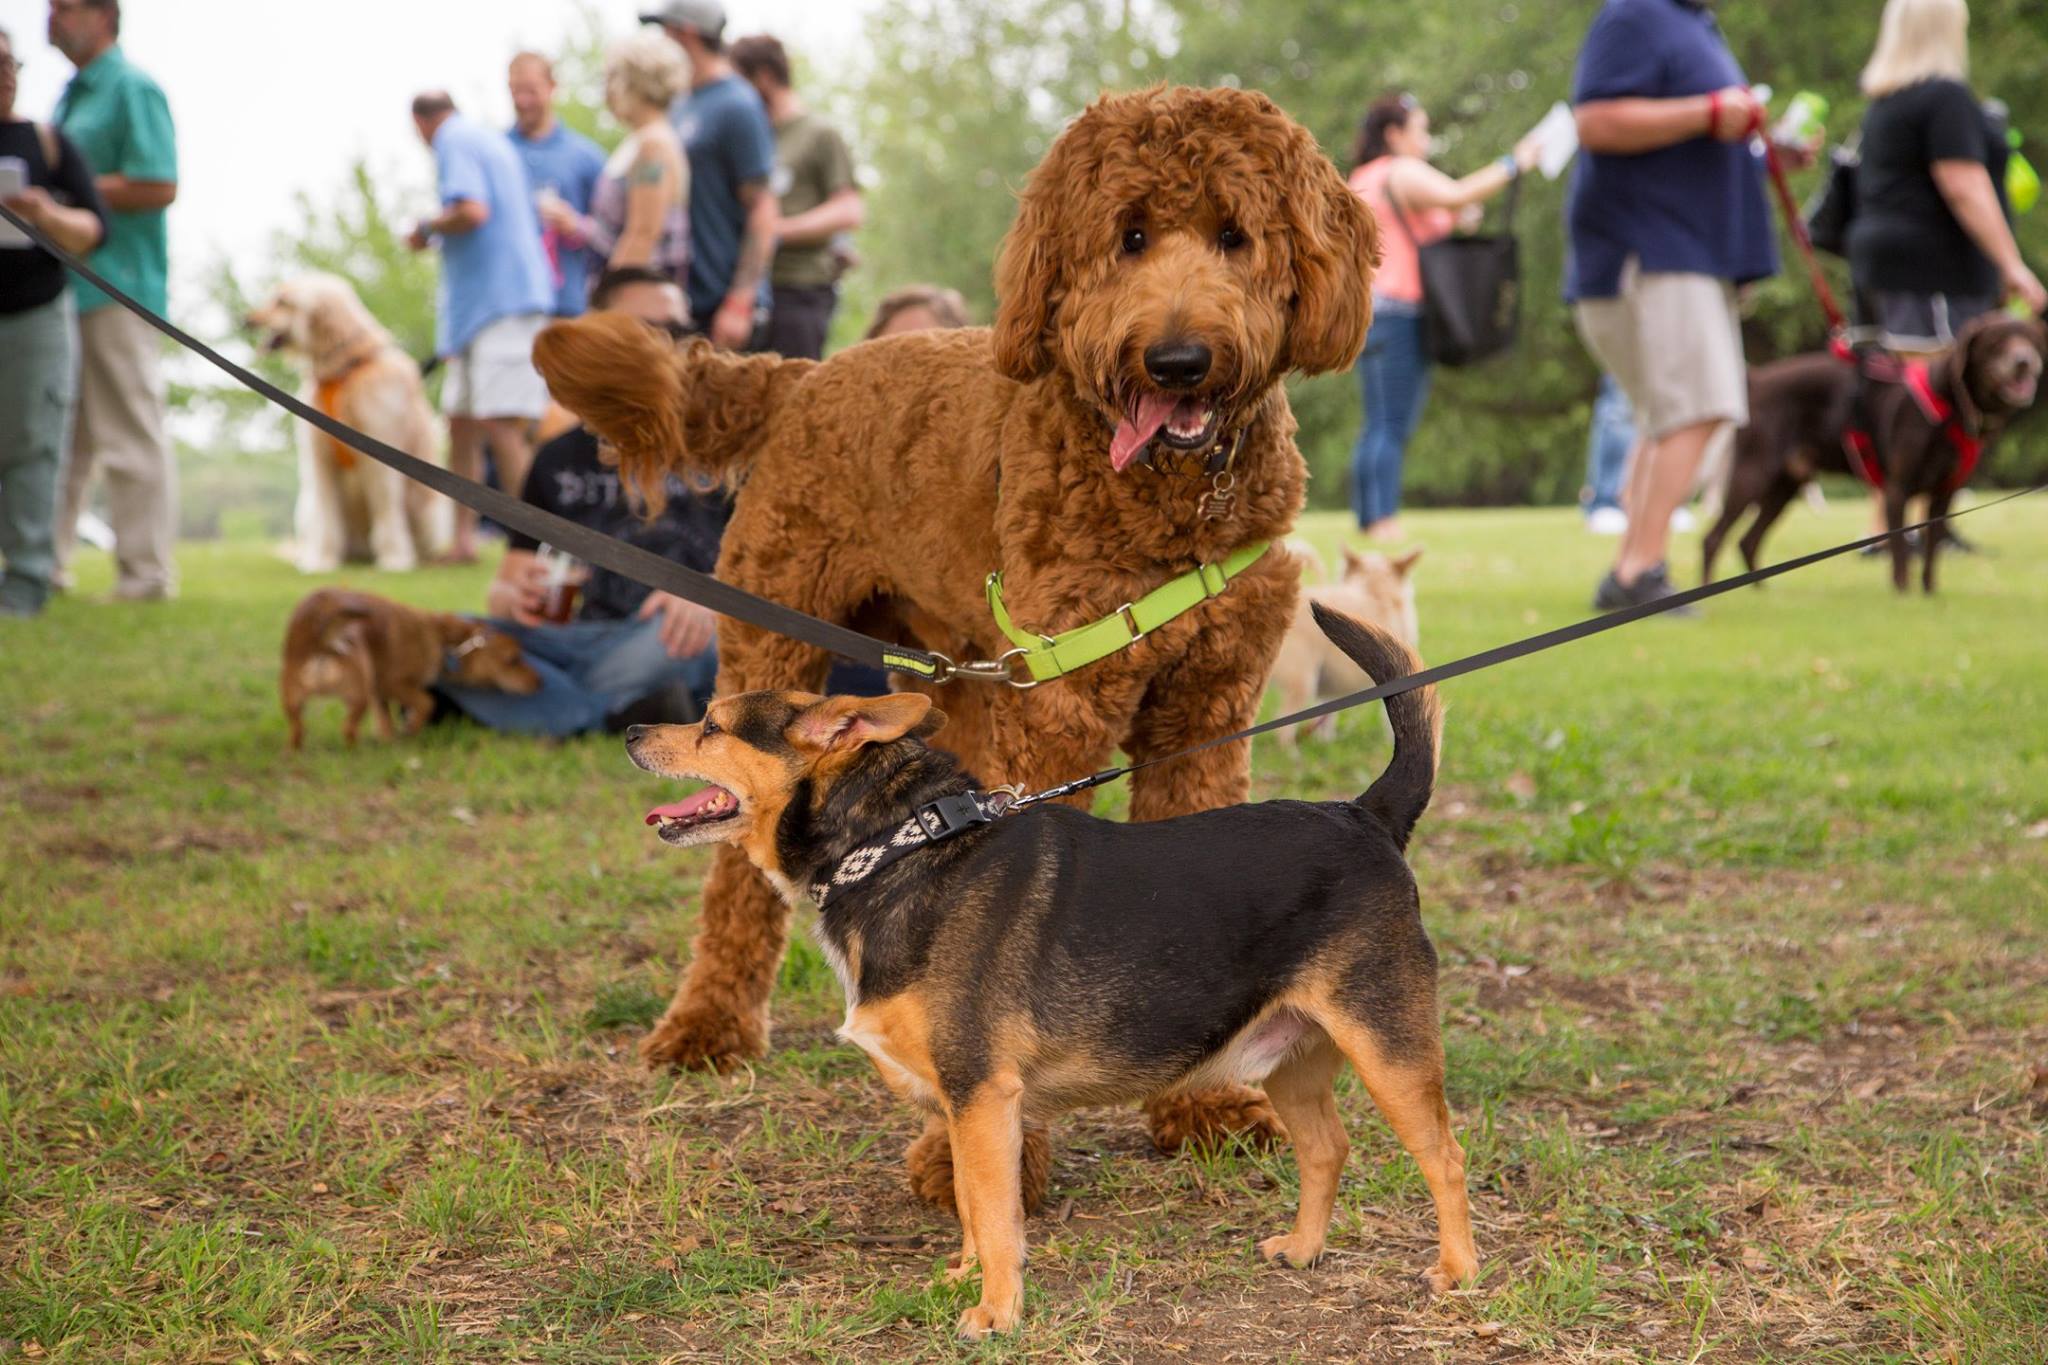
4, 497, 2047, 1362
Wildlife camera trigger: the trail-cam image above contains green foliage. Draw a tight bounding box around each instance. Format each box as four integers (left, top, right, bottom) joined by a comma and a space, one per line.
839, 0, 2048, 504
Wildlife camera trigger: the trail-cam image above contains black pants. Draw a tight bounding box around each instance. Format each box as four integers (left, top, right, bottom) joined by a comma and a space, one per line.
763, 284, 839, 360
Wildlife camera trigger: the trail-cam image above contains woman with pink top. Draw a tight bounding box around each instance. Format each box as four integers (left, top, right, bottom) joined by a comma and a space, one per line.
1348, 94, 1540, 539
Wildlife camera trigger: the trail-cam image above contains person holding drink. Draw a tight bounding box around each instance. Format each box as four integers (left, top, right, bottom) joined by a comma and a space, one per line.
438, 267, 727, 736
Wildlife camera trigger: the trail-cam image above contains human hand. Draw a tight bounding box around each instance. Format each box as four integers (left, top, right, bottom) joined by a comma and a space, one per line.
2005, 261, 2048, 315
1512, 131, 1543, 174
405, 222, 432, 252
539, 198, 580, 235
638, 591, 717, 659
489, 556, 551, 626
710, 297, 754, 350
2, 185, 54, 228
1708, 86, 1765, 143
1456, 203, 1484, 233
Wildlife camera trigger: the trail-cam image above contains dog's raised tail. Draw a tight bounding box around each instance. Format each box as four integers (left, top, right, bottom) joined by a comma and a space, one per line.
531, 312, 814, 506
1310, 601, 1441, 850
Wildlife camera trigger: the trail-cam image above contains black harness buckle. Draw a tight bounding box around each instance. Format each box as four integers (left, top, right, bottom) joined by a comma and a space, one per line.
914, 793, 999, 842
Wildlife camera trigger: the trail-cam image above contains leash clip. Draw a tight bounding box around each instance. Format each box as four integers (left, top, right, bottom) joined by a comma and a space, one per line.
926, 649, 1040, 689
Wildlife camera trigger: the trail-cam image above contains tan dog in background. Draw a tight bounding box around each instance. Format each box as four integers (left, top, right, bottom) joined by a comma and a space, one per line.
246, 274, 451, 573
1269, 541, 1422, 748
280, 588, 539, 749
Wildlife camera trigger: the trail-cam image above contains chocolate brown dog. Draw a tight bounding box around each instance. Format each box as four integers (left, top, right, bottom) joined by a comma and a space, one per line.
1705, 312, 2045, 593
280, 588, 540, 748
624, 605, 1474, 1340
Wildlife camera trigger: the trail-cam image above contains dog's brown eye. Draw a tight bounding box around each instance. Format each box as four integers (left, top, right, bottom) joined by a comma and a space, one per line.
1120, 227, 1147, 255
701, 716, 721, 737
1218, 224, 1247, 251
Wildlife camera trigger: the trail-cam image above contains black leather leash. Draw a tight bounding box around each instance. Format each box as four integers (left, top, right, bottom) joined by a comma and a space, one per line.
8, 199, 2042, 794
0, 202, 959, 682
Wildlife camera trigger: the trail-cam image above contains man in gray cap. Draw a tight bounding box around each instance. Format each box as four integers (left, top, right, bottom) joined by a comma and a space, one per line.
642, 1, 778, 350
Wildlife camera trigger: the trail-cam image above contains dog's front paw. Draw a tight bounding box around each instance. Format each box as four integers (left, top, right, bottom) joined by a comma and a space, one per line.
1145, 1085, 1286, 1153
955, 1301, 1018, 1340
906, 1122, 1052, 1218
1422, 1250, 1479, 1295
638, 1006, 763, 1074
1256, 1232, 1326, 1269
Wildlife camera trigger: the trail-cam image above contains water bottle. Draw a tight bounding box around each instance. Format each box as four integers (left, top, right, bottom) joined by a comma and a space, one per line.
1773, 91, 1828, 147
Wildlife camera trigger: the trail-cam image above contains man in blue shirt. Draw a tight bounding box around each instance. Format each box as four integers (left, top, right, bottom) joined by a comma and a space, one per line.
407, 91, 554, 562
643, 1, 778, 348
507, 51, 605, 318
1566, 0, 1807, 613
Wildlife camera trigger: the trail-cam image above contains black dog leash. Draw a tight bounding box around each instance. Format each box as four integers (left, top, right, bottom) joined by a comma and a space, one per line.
0, 202, 965, 684
1010, 478, 2048, 808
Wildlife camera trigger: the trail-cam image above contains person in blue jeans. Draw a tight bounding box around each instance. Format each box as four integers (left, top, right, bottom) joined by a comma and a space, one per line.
438, 268, 727, 736
1346, 92, 1537, 538
1581, 373, 1635, 533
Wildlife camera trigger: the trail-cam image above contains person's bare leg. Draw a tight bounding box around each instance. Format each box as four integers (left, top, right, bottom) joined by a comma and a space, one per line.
445, 418, 487, 562
483, 418, 537, 510
1615, 420, 1723, 585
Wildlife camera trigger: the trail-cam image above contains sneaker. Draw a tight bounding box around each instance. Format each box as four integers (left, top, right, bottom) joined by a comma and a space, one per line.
1593, 563, 1699, 617
1585, 505, 1629, 536
1668, 506, 1697, 533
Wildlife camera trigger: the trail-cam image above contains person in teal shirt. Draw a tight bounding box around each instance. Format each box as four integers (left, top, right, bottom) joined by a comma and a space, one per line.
48, 0, 180, 601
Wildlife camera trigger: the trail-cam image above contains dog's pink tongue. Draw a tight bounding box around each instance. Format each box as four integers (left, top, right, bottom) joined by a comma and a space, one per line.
644, 787, 723, 826
1110, 392, 1179, 472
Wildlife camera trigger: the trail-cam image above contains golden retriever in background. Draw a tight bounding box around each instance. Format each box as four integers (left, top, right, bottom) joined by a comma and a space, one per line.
532, 85, 1378, 1215
246, 274, 451, 572
1268, 540, 1422, 749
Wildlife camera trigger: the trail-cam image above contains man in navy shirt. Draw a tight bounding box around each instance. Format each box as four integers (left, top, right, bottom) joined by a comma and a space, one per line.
1567, 0, 1810, 613
643, 0, 778, 348
507, 51, 606, 318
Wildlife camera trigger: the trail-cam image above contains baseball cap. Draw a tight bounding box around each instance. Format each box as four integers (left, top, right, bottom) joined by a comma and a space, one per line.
639, 0, 726, 36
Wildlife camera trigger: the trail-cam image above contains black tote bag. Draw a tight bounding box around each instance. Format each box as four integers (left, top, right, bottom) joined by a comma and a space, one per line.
1390, 177, 1522, 367
1804, 146, 1858, 259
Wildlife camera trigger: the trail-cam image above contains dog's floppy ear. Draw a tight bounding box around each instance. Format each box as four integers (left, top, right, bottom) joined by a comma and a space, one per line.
1281, 126, 1380, 376
991, 128, 1081, 383
532, 313, 688, 502
791, 693, 940, 753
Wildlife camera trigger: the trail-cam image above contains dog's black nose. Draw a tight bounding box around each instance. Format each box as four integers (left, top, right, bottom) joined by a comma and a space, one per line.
1143, 340, 1212, 389
625, 725, 649, 742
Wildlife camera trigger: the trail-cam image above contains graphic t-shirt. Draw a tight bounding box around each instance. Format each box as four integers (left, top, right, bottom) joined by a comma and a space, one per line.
768, 110, 857, 289
508, 426, 732, 623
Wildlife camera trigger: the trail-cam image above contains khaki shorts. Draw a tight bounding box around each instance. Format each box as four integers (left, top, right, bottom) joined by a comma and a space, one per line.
443, 313, 549, 420
1574, 263, 1747, 440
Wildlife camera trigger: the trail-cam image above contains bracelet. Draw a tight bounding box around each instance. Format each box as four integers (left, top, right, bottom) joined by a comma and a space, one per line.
1497, 153, 1519, 180
1706, 90, 1721, 137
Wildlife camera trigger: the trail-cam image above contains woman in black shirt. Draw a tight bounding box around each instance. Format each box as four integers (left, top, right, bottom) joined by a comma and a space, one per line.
1, 24, 108, 616
1848, 0, 2043, 348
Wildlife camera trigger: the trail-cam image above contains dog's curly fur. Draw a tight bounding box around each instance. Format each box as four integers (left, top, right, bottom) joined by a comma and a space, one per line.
534, 85, 1376, 1210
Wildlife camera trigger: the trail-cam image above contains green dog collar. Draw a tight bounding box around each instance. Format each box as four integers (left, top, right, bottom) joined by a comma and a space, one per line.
985, 541, 1271, 684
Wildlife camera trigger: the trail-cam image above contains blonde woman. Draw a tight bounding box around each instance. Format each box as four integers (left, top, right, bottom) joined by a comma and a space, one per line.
1851, 0, 2044, 348
542, 30, 691, 305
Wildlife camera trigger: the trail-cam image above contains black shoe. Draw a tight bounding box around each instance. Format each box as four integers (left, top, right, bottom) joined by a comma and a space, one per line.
1593, 563, 1698, 618
604, 681, 704, 734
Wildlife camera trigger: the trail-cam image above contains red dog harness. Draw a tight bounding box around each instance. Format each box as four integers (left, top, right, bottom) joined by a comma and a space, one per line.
1832, 338, 1983, 492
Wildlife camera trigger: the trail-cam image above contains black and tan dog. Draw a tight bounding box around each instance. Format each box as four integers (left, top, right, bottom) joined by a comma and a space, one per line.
1704, 312, 2046, 593
624, 606, 1475, 1339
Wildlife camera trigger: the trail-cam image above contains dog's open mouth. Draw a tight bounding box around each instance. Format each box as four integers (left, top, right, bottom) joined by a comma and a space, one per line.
644, 785, 741, 843
1111, 391, 1222, 471
1999, 371, 2039, 407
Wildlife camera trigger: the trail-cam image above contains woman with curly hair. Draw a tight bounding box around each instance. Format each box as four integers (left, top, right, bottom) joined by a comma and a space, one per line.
542, 30, 692, 308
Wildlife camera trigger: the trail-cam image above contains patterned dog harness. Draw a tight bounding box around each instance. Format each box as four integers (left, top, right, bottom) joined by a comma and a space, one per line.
810, 789, 1014, 908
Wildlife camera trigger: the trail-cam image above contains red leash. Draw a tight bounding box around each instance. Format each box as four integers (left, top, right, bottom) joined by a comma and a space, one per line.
1761, 135, 1851, 345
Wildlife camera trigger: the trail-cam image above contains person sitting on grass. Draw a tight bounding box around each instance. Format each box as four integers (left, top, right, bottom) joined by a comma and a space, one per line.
434, 265, 728, 737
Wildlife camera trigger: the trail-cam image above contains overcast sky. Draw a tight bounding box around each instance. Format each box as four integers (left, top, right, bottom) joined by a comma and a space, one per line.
0, 0, 881, 306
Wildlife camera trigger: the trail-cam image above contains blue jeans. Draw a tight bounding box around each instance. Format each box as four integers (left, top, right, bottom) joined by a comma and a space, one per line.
438, 615, 717, 737
0, 294, 79, 613
1582, 373, 1635, 516
1351, 304, 1431, 528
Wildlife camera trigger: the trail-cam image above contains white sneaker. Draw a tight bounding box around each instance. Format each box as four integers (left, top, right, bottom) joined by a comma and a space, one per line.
1585, 506, 1629, 536
1669, 506, 1697, 533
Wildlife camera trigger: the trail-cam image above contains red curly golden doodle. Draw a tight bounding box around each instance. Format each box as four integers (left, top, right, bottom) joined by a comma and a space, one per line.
622, 607, 1472, 1339
535, 85, 1379, 1212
